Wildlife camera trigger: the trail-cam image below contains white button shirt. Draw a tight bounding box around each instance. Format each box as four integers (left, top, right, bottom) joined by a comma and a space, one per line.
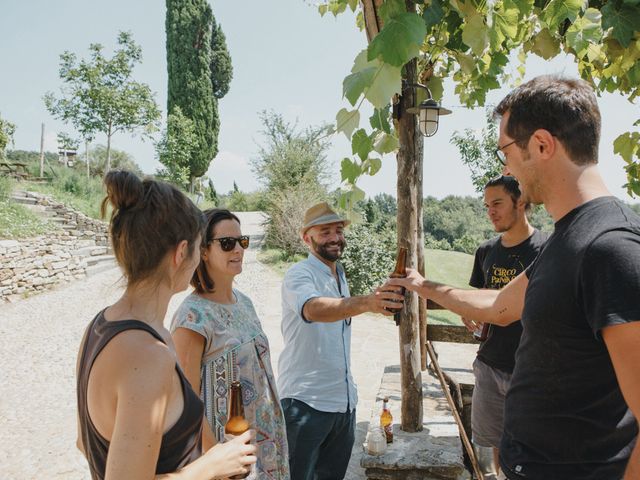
277, 254, 358, 413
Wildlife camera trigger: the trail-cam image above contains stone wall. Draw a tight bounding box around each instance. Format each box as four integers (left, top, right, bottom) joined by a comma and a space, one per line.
0, 192, 112, 303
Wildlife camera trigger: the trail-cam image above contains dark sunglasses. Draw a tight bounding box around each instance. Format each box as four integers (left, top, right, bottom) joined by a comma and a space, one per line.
208, 236, 250, 251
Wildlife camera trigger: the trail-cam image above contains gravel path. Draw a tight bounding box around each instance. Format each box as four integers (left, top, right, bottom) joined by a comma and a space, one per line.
0, 212, 400, 479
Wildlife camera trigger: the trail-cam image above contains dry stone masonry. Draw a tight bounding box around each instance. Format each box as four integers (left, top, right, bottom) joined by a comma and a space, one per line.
0, 191, 115, 303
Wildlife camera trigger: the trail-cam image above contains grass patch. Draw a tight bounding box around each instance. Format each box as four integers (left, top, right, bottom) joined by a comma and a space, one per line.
25, 180, 104, 219
0, 200, 52, 239
425, 249, 474, 326
258, 248, 306, 276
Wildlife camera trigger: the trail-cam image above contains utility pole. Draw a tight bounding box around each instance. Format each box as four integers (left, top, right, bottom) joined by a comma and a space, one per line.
39, 123, 45, 177
85, 140, 90, 180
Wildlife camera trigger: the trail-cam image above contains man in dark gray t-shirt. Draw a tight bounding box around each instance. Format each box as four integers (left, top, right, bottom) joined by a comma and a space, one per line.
387, 76, 640, 479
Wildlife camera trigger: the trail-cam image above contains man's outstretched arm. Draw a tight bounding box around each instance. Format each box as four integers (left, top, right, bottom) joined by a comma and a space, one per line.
386, 268, 528, 326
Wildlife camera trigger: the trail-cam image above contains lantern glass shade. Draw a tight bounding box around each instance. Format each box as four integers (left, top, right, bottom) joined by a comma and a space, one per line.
419, 106, 439, 137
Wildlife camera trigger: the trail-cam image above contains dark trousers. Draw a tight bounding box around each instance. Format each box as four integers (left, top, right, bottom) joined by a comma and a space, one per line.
281, 398, 356, 480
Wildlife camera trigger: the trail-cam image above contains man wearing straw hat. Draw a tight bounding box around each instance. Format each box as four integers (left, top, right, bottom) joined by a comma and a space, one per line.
278, 201, 403, 480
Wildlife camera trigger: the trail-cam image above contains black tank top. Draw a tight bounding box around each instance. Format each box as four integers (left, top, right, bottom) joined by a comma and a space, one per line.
77, 310, 203, 479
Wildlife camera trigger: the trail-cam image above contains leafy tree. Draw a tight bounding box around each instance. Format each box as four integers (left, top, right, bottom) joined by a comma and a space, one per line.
155, 106, 197, 188
56, 132, 80, 152
0, 113, 16, 160
319, 0, 640, 197
44, 31, 160, 175
451, 109, 502, 193
252, 111, 333, 194
210, 15, 233, 99
166, 0, 217, 185
252, 111, 333, 256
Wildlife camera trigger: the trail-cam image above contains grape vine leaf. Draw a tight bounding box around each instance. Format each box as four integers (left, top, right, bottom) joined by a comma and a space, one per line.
368, 13, 427, 66
336, 108, 360, 139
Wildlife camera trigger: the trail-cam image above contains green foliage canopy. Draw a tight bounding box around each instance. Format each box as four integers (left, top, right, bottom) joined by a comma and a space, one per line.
155, 106, 197, 188
210, 15, 233, 99
166, 0, 217, 182
44, 31, 160, 174
319, 0, 640, 198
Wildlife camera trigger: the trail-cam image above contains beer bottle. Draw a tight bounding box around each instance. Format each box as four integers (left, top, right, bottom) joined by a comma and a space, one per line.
380, 397, 393, 443
389, 247, 407, 326
225, 381, 250, 479
473, 322, 490, 342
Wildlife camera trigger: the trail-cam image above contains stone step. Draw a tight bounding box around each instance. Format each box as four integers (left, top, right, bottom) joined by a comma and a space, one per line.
86, 254, 115, 266
85, 261, 118, 277
71, 245, 98, 257
10, 195, 37, 205
88, 246, 108, 256
22, 204, 57, 217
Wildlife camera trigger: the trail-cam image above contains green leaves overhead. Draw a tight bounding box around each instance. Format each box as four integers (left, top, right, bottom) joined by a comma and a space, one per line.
541, 0, 585, 30
341, 157, 361, 183
490, 0, 520, 48
602, 1, 640, 47
373, 132, 399, 154
352, 128, 374, 161
423, 0, 445, 32
322, 0, 640, 196
529, 28, 561, 59
336, 108, 360, 139
343, 50, 402, 108
368, 13, 426, 66
462, 13, 489, 56
370, 107, 391, 134
614, 131, 640, 196
566, 9, 603, 56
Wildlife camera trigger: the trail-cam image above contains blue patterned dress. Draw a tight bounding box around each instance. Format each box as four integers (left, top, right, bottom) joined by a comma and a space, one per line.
171, 290, 290, 480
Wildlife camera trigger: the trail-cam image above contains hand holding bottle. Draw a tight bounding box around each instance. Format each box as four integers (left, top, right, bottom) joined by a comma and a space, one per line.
201, 430, 257, 479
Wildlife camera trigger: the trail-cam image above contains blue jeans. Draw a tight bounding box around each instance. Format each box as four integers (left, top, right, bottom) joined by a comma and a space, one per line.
281, 398, 355, 480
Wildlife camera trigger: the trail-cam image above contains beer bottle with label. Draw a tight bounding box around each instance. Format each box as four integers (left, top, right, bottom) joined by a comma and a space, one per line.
473, 322, 490, 342
380, 397, 393, 443
389, 247, 407, 326
225, 381, 250, 479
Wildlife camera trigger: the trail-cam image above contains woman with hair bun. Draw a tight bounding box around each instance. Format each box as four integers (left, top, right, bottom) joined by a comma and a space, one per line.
171, 209, 289, 479
75, 171, 257, 480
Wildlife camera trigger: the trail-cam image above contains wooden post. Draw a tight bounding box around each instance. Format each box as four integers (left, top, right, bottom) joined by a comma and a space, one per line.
396, 56, 423, 432
39, 123, 45, 177
362, 0, 423, 432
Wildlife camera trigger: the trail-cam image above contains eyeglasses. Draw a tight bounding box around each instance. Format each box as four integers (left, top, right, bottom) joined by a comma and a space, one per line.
495, 139, 517, 166
208, 236, 250, 252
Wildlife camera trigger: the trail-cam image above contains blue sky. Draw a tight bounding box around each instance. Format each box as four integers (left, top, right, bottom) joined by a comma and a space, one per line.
1, 1, 638, 202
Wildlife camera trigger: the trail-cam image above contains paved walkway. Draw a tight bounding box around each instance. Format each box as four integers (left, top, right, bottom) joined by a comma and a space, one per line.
0, 212, 403, 479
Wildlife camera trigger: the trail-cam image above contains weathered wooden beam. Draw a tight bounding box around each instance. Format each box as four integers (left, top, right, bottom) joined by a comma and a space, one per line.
360, 0, 385, 42
426, 324, 477, 344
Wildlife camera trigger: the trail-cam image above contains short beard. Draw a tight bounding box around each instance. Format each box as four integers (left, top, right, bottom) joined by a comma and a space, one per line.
311, 238, 345, 262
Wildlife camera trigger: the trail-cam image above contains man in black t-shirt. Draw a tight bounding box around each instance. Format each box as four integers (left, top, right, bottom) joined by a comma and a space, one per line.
388, 76, 640, 479
463, 175, 547, 479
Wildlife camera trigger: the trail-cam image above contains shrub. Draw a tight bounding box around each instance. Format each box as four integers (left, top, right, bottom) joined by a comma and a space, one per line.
340, 223, 397, 296
264, 182, 324, 258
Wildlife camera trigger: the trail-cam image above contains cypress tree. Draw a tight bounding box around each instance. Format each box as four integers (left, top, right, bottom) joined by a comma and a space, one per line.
166, 0, 215, 182
210, 15, 233, 100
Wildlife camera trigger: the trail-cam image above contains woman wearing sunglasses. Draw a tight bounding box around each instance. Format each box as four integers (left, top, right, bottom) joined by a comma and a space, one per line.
171, 209, 290, 480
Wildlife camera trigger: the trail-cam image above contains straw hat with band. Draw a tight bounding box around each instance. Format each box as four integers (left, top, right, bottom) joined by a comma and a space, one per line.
300, 202, 351, 236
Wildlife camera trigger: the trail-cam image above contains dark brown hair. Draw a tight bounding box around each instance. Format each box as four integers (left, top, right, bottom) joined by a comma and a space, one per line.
494, 75, 601, 166
101, 170, 204, 285
191, 208, 241, 294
